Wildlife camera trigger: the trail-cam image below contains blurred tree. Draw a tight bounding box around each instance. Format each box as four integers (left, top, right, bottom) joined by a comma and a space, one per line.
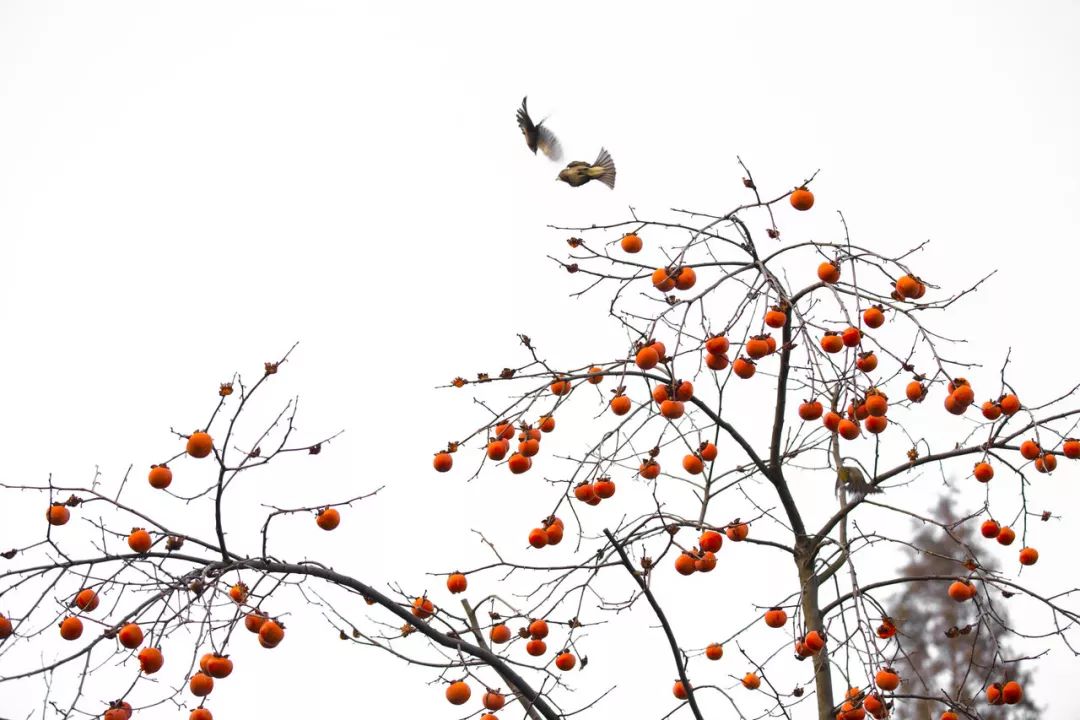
889, 492, 1038, 720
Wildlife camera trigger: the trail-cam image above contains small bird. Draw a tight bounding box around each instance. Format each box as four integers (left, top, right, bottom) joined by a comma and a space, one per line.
516, 97, 562, 161
834, 461, 882, 501
557, 148, 616, 189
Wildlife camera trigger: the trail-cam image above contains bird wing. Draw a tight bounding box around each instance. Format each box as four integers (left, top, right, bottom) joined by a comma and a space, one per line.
565, 160, 589, 168
516, 97, 535, 135
536, 125, 562, 161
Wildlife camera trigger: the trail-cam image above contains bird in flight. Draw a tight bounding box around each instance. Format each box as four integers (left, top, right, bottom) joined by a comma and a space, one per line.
516, 97, 562, 161
557, 148, 616, 189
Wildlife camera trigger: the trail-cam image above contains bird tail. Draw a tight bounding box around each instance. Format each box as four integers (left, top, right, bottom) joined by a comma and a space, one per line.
591, 147, 616, 189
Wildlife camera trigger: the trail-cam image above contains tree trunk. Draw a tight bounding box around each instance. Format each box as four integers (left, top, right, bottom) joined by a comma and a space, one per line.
797, 545, 835, 720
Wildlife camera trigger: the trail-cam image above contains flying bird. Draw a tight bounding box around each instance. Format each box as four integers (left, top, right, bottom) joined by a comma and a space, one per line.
516, 97, 562, 161
834, 461, 883, 501
557, 148, 616, 189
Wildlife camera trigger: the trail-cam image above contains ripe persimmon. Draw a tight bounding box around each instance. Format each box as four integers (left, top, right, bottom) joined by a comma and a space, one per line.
538, 415, 556, 432
947, 580, 975, 602
660, 399, 686, 418
838, 419, 860, 440
639, 459, 660, 480
997, 526, 1016, 546
316, 507, 340, 530
765, 307, 787, 328
526, 638, 547, 656
732, 357, 756, 379
610, 394, 632, 415
651, 267, 676, 292
1019, 547, 1039, 565
228, 583, 248, 604
1002, 680, 1023, 704
574, 481, 599, 502
490, 624, 511, 644
1019, 440, 1041, 460
411, 598, 434, 620
841, 326, 861, 347
674, 266, 697, 291
695, 551, 717, 572
148, 464, 172, 489
447, 573, 467, 594
706, 335, 730, 355
190, 709, 213, 720
635, 345, 660, 370
555, 651, 576, 670
799, 399, 824, 421
742, 672, 761, 690
823, 412, 842, 433
746, 336, 770, 359
699, 442, 718, 461
59, 616, 83, 640
528, 619, 549, 639
682, 454, 704, 475
895, 274, 921, 299
820, 332, 844, 353
186, 432, 214, 459
507, 453, 532, 474
674, 552, 697, 576
528, 528, 549, 548
258, 619, 284, 647
726, 522, 749, 542
433, 452, 453, 472
482, 690, 505, 711
189, 672, 214, 697
118, 623, 143, 648
74, 588, 99, 612
705, 642, 723, 660
446, 680, 471, 705
981, 519, 1001, 538
764, 608, 787, 628
906, 381, 926, 403
673, 680, 689, 699
862, 305, 885, 328
874, 668, 900, 691
804, 630, 825, 652
699, 530, 723, 553
705, 351, 729, 370
1063, 438, 1080, 458
486, 440, 509, 461
244, 611, 267, 633
549, 377, 572, 395
593, 477, 616, 499
973, 462, 993, 482
46, 503, 70, 526
0, 614, 13, 640
1035, 453, 1057, 473
999, 393, 1021, 415
138, 647, 164, 674
620, 233, 642, 253
981, 401, 1002, 420
791, 187, 814, 211
518, 438, 540, 457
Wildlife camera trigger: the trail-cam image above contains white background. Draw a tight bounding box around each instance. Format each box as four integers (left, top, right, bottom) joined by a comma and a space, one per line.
2, 2, 1079, 718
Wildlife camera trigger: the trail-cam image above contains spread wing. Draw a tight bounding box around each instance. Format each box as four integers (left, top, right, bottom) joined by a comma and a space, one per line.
536, 125, 562, 161
516, 97, 535, 135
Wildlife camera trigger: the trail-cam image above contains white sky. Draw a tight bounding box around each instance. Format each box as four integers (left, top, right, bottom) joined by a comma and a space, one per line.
2, 2, 1080, 718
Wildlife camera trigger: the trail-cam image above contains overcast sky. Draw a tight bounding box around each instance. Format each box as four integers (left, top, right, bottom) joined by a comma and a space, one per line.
2, 2, 1080, 718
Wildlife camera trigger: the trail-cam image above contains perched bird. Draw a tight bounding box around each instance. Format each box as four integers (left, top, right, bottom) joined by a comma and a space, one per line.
557, 148, 616, 189
834, 461, 882, 501
516, 97, 562, 161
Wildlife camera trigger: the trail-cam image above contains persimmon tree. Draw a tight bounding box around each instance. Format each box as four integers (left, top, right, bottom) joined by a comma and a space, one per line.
2, 165, 1079, 720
